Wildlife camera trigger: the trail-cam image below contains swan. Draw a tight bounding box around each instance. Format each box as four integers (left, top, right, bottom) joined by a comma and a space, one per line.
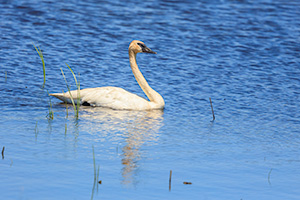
50, 40, 165, 110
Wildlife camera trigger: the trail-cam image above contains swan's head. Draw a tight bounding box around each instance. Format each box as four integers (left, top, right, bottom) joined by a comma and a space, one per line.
129, 40, 157, 54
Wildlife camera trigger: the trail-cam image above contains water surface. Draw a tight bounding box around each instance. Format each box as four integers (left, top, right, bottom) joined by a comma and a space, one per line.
1, 0, 300, 199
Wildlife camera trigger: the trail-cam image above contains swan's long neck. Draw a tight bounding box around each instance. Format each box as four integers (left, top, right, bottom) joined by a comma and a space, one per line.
129, 50, 164, 107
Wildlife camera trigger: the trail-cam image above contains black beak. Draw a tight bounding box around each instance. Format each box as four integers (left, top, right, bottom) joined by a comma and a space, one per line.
137, 42, 157, 54
143, 47, 157, 54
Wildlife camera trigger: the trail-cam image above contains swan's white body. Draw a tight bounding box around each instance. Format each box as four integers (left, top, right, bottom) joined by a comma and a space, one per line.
50, 40, 165, 110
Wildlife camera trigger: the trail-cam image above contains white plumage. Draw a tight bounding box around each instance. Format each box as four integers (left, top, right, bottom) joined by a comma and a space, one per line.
50, 40, 165, 110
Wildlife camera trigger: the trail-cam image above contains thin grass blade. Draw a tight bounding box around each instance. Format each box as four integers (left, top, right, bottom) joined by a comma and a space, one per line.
60, 68, 77, 113
65, 63, 80, 118
33, 43, 46, 86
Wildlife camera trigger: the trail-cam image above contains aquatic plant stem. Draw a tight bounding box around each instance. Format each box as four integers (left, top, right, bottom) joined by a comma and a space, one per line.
1, 146, 5, 159
65, 123, 67, 135
92, 146, 101, 183
65, 64, 80, 118
91, 145, 101, 200
65, 101, 69, 118
33, 43, 46, 87
93, 146, 96, 181
169, 170, 172, 191
209, 97, 215, 122
268, 168, 273, 185
35, 121, 39, 139
46, 90, 54, 120
60, 68, 78, 118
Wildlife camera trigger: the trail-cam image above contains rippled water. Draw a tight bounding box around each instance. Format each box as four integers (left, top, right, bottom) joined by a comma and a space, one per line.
1, 0, 300, 199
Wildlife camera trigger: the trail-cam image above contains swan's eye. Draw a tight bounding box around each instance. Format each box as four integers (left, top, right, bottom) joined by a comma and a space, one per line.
137, 42, 156, 54
137, 43, 145, 48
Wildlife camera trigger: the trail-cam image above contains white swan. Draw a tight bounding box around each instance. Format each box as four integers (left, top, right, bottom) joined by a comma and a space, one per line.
50, 40, 165, 110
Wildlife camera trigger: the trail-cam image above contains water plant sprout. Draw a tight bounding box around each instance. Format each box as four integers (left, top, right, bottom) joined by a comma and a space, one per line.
91, 146, 100, 200
209, 97, 215, 122
33, 43, 46, 87
46, 91, 54, 120
60, 64, 80, 119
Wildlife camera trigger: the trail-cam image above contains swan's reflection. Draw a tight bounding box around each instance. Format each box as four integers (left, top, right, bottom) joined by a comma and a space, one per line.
79, 107, 164, 185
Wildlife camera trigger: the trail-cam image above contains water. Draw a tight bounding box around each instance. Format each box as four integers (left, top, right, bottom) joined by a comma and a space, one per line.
1, 0, 300, 199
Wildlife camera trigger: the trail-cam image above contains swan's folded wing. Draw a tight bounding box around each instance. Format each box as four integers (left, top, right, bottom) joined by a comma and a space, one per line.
50, 86, 151, 110
80, 87, 150, 110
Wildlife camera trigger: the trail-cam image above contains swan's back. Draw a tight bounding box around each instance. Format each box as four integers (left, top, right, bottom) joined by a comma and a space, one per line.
50, 87, 157, 110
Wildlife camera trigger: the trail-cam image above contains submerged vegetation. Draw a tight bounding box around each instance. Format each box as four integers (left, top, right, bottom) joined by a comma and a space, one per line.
209, 97, 215, 122
2, 146, 5, 159
65, 101, 69, 118
46, 91, 54, 120
65, 123, 67, 135
35, 121, 39, 138
91, 146, 101, 200
93, 146, 100, 184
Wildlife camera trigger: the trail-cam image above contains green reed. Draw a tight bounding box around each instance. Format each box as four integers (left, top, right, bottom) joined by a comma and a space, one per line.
65, 123, 67, 135
46, 91, 54, 120
65, 100, 69, 118
91, 146, 101, 200
93, 146, 97, 182
60, 64, 80, 119
66, 63, 81, 118
33, 43, 46, 87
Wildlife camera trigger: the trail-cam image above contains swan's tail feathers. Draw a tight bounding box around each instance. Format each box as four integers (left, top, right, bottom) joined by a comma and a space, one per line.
50, 91, 81, 104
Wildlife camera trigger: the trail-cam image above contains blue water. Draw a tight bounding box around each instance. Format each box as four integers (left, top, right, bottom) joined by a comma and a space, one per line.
1, 0, 300, 199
